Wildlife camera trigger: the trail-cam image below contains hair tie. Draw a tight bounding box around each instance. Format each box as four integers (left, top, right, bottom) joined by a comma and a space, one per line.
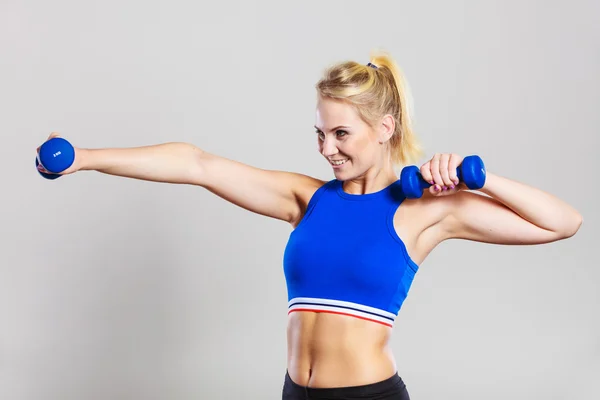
367, 62, 378, 69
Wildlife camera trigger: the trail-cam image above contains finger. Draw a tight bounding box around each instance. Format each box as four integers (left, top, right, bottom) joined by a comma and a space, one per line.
448, 154, 462, 187
36, 160, 52, 174
421, 161, 441, 195
438, 153, 454, 190
419, 161, 433, 185
429, 183, 443, 195
430, 153, 443, 191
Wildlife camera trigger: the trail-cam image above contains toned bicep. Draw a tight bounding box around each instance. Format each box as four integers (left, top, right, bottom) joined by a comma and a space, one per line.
441, 191, 563, 245
196, 151, 323, 224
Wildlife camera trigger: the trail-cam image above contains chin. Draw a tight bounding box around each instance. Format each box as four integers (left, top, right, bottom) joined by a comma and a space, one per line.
332, 171, 344, 180
332, 168, 352, 181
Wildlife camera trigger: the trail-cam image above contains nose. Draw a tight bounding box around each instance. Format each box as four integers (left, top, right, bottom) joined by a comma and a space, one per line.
320, 137, 338, 157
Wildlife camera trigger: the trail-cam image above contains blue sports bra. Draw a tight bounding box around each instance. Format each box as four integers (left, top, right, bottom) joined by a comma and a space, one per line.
283, 179, 419, 328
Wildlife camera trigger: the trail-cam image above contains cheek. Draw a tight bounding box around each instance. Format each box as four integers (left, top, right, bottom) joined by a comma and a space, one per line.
352, 136, 376, 156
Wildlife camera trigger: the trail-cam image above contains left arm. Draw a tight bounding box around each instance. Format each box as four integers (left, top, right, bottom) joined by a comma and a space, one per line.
420, 154, 583, 245
442, 173, 583, 244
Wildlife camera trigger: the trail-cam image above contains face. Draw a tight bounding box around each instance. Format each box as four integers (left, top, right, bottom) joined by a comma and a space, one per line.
314, 96, 393, 180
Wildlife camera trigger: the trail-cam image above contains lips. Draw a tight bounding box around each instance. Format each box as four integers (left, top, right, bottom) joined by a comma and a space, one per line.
329, 158, 348, 166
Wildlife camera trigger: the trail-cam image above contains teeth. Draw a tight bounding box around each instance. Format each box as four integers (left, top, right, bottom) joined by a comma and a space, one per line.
331, 159, 348, 165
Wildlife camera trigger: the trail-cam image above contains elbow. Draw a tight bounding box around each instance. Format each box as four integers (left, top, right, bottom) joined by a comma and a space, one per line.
186, 144, 207, 186
171, 142, 206, 185
558, 212, 583, 239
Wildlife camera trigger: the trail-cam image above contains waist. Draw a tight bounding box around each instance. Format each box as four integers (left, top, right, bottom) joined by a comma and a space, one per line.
286, 311, 397, 388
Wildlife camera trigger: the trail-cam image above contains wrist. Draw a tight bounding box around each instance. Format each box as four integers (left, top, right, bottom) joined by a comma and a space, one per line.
76, 148, 93, 171
478, 172, 500, 195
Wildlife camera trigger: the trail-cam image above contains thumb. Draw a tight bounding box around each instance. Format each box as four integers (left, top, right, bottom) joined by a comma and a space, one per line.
429, 184, 442, 196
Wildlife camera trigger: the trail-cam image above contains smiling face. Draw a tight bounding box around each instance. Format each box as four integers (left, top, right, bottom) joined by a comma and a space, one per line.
315, 96, 393, 181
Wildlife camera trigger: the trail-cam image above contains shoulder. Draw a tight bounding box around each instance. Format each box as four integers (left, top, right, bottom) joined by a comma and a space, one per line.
289, 174, 331, 227
291, 174, 330, 201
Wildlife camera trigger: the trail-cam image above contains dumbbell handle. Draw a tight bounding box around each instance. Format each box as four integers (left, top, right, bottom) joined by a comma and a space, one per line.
400, 155, 486, 199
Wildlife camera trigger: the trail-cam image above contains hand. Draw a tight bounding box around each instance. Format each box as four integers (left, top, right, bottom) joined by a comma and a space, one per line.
419, 153, 465, 196
36, 132, 82, 175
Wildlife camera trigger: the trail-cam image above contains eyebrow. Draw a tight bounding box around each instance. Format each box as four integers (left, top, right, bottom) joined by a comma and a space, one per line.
314, 125, 351, 132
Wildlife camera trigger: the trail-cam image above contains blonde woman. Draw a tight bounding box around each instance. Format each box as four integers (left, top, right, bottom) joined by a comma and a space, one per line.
37, 51, 583, 400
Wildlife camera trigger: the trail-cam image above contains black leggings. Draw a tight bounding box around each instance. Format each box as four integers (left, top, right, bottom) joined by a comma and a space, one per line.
282, 371, 410, 400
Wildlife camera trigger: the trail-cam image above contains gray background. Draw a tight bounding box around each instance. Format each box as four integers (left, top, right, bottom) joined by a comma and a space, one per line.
1, 0, 598, 399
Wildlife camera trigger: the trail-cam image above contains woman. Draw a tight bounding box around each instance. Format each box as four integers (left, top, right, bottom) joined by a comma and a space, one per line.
37, 50, 583, 399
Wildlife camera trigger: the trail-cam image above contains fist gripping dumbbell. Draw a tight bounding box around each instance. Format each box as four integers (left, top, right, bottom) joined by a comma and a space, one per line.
35, 137, 75, 180
400, 155, 486, 199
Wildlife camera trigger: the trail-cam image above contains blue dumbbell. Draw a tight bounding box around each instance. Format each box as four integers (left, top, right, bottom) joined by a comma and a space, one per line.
400, 155, 486, 199
36, 137, 75, 180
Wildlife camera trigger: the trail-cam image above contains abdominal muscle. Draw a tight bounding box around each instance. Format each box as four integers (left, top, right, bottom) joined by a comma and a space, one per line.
286, 311, 397, 388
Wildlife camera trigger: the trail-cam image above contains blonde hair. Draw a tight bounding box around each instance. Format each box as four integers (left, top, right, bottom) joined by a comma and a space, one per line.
315, 50, 423, 166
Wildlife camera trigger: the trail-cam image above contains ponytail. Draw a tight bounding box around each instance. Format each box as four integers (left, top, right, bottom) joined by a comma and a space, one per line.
315, 49, 423, 165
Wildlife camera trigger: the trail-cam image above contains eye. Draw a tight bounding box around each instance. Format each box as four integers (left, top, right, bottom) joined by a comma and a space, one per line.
314, 129, 348, 140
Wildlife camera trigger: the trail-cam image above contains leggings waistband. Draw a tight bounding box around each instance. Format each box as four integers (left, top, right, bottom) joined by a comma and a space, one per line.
283, 371, 408, 399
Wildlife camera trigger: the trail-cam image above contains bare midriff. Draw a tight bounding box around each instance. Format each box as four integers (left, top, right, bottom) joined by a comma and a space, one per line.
286, 311, 397, 388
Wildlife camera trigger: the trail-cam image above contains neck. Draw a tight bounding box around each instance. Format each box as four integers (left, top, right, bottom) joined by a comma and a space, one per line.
343, 160, 397, 195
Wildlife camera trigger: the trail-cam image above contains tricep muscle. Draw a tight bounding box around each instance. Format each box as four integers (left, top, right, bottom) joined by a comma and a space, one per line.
193, 150, 324, 225
442, 191, 562, 245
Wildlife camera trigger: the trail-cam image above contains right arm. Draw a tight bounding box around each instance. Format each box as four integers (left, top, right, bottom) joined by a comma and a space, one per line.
73, 141, 324, 225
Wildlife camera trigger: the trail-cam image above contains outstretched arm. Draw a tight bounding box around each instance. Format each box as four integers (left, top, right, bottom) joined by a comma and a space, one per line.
79, 142, 205, 184
37, 133, 324, 225
419, 153, 583, 245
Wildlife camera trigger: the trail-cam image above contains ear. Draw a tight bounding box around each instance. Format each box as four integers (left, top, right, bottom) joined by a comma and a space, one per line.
378, 114, 395, 143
